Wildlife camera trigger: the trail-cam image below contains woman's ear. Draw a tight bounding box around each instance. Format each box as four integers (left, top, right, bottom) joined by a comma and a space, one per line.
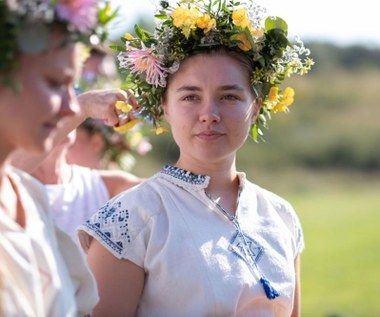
251, 98, 262, 124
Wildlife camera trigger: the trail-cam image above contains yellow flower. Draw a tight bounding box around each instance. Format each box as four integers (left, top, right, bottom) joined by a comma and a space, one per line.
124, 33, 134, 41
113, 118, 143, 133
283, 87, 295, 99
272, 87, 295, 112
172, 7, 190, 28
233, 33, 251, 51
196, 14, 216, 33
115, 100, 133, 113
248, 25, 264, 39
172, 7, 199, 38
268, 86, 279, 104
154, 127, 169, 135
232, 8, 250, 28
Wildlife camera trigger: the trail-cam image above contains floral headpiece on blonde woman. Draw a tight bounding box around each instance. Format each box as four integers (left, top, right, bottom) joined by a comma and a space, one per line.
0, 0, 117, 87
113, 0, 314, 141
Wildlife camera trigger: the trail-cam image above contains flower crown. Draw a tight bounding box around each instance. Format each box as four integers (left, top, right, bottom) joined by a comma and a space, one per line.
114, 0, 314, 141
0, 0, 117, 87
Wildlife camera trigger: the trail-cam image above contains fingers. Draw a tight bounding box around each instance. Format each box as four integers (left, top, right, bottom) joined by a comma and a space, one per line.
126, 91, 139, 111
113, 99, 141, 133
112, 89, 142, 132
77, 88, 141, 129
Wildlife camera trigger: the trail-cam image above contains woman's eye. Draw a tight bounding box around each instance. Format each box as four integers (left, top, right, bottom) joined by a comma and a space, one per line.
47, 79, 65, 90
182, 95, 199, 102
222, 94, 239, 101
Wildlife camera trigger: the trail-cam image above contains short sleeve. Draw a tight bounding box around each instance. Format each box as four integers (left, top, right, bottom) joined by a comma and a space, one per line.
78, 193, 151, 267
278, 199, 305, 257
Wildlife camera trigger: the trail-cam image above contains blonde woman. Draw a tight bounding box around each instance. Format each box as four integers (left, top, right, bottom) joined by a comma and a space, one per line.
0, 1, 127, 315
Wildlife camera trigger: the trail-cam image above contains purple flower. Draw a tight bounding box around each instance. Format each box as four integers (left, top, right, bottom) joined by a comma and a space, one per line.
118, 47, 168, 88
56, 0, 98, 33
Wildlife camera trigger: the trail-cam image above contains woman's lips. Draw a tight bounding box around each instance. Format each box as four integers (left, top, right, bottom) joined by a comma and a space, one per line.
196, 130, 224, 140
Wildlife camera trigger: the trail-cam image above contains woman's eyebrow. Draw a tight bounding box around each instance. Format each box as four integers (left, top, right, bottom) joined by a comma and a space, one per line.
176, 84, 245, 93
219, 84, 245, 91
176, 85, 201, 93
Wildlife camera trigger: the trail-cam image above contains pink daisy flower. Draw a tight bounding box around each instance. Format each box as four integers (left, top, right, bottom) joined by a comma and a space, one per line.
118, 47, 167, 88
56, 0, 98, 33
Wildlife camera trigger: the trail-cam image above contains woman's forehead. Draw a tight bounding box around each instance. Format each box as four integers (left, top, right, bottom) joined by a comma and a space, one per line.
169, 54, 251, 87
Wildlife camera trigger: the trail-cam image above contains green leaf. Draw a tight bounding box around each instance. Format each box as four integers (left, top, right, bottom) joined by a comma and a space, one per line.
134, 25, 152, 42
252, 124, 259, 142
265, 16, 288, 34
108, 44, 124, 52
244, 27, 256, 52
154, 14, 169, 20
98, 6, 119, 25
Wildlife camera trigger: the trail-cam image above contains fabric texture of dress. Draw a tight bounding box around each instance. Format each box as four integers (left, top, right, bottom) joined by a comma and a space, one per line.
0, 167, 99, 317
45, 164, 109, 244
79, 165, 304, 317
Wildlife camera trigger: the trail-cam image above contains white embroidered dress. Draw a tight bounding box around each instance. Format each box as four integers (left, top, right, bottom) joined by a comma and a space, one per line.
0, 167, 99, 317
79, 165, 304, 317
45, 164, 109, 244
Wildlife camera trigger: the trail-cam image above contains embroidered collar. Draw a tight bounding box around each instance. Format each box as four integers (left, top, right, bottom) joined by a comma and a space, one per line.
159, 165, 248, 191
160, 165, 209, 190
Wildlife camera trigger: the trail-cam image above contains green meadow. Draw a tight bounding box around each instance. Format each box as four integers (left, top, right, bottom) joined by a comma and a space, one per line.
274, 172, 380, 317
129, 43, 380, 316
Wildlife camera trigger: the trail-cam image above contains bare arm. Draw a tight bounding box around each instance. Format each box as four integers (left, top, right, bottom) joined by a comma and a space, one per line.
87, 239, 145, 317
11, 88, 127, 173
291, 255, 301, 317
99, 169, 145, 198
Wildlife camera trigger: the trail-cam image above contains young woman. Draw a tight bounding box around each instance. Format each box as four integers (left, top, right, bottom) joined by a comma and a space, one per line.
79, 1, 314, 316
0, 1, 126, 315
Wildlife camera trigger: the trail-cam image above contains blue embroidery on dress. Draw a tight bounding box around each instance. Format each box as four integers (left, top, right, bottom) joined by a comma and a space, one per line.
161, 165, 206, 185
229, 231, 264, 266
84, 200, 130, 255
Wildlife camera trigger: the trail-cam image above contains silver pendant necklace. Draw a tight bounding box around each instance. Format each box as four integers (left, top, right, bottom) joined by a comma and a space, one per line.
204, 189, 280, 300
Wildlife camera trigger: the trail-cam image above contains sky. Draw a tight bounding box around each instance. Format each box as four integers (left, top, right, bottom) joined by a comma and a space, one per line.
110, 0, 380, 48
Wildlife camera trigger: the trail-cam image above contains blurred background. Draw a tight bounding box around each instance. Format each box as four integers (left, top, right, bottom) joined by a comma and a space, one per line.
106, 1, 380, 316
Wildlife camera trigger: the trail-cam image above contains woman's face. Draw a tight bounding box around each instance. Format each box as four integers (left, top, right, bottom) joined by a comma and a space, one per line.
163, 53, 260, 169
0, 31, 82, 155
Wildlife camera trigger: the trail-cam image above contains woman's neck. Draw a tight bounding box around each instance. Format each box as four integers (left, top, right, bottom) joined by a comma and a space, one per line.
205, 172, 240, 216
176, 157, 238, 191
0, 169, 25, 227
175, 158, 240, 216
31, 149, 72, 185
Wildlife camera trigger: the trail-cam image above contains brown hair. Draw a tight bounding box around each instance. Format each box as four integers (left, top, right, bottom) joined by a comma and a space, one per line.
162, 46, 258, 103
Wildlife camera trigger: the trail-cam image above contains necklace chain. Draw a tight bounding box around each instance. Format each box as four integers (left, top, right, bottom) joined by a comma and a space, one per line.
204, 189, 281, 300
206, 190, 258, 265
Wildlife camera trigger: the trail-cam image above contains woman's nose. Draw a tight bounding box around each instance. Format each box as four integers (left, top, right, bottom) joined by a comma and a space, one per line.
199, 100, 221, 123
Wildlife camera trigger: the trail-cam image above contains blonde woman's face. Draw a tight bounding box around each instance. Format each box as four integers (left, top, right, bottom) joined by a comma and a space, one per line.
163, 53, 260, 169
0, 31, 82, 154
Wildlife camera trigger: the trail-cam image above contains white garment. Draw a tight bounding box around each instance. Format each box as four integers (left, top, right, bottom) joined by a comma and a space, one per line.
79, 165, 304, 317
46, 164, 109, 244
0, 167, 98, 317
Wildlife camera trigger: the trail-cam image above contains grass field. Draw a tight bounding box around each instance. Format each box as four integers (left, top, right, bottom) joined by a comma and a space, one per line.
273, 172, 380, 317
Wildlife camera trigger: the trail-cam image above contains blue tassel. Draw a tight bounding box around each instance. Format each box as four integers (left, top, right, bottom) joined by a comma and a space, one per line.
260, 278, 280, 300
